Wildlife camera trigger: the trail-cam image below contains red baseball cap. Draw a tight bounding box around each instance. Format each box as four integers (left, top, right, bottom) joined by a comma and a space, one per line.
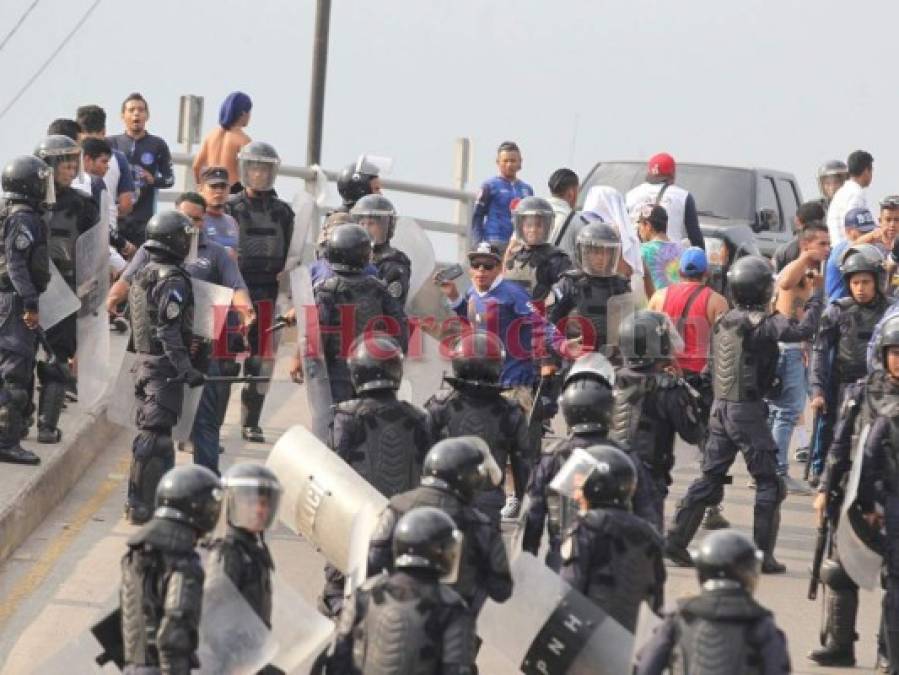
647, 153, 676, 181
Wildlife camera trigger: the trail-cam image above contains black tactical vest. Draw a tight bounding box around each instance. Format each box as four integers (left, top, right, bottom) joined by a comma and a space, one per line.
0, 203, 50, 294
835, 296, 890, 383
566, 272, 630, 349
231, 196, 288, 282
45, 201, 81, 282
318, 275, 389, 359
214, 527, 274, 627
609, 370, 659, 466
711, 310, 774, 402
436, 389, 516, 469
128, 262, 193, 356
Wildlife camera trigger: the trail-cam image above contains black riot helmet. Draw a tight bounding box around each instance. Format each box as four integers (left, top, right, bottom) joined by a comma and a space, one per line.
691, 530, 762, 594
563, 352, 616, 388
34, 134, 81, 183
325, 222, 373, 273
351, 193, 397, 245
348, 333, 404, 393
575, 222, 621, 277
560, 377, 614, 434
726, 255, 774, 309
337, 156, 380, 209
450, 330, 506, 386
2, 155, 55, 206
144, 210, 195, 260
619, 310, 675, 369
421, 436, 502, 501
392, 507, 463, 579
581, 444, 637, 509
876, 314, 899, 367
154, 464, 223, 534
238, 141, 280, 192
222, 462, 282, 532
512, 196, 554, 246
839, 243, 885, 288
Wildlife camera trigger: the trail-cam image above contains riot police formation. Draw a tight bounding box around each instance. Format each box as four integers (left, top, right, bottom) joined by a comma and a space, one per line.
34, 135, 99, 444
425, 330, 530, 525
207, 462, 282, 628
367, 436, 512, 617
635, 530, 791, 674
350, 194, 412, 306
328, 507, 476, 674
225, 141, 295, 443
116, 465, 222, 674
664, 255, 823, 573
0, 156, 53, 465
610, 310, 706, 531
125, 211, 206, 524
522, 354, 658, 570
556, 444, 666, 633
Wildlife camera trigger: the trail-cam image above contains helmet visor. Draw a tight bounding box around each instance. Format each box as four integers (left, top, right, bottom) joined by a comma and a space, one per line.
577, 240, 621, 277
439, 530, 464, 584
819, 174, 846, 200
43, 166, 56, 206
44, 149, 81, 187
224, 480, 282, 532
549, 448, 602, 501
240, 157, 279, 191
513, 212, 552, 246
352, 213, 393, 245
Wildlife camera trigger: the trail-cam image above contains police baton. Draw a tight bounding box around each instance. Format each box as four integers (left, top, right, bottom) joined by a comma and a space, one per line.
264, 314, 294, 334
166, 375, 272, 385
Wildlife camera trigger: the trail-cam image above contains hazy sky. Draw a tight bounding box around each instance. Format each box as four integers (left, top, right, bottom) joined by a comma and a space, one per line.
2, 0, 898, 258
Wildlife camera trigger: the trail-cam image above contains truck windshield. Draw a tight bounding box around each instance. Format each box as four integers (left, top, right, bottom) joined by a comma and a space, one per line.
579, 163, 755, 222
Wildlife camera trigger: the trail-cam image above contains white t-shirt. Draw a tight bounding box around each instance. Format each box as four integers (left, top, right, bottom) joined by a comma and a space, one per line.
826, 180, 867, 247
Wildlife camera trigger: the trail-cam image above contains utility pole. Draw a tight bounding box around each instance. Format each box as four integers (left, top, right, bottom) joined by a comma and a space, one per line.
306, 0, 331, 168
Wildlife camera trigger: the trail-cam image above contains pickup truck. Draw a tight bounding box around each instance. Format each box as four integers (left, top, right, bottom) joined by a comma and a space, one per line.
577, 161, 804, 290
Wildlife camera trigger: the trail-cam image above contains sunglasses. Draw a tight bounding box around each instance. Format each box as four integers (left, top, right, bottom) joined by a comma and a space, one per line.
471, 261, 497, 271
190, 216, 204, 224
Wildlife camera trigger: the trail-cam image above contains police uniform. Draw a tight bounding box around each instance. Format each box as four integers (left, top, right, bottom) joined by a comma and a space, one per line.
504, 242, 572, 303
207, 525, 274, 627
372, 242, 412, 306
548, 270, 631, 356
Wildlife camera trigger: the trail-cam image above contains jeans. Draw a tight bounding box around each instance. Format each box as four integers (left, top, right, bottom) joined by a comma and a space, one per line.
190, 359, 222, 475
766, 346, 807, 475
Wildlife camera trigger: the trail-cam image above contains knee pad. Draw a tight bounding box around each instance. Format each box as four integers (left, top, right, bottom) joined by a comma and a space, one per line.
821, 559, 858, 591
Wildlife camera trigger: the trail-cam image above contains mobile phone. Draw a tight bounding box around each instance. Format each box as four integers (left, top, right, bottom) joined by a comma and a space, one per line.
435, 264, 464, 283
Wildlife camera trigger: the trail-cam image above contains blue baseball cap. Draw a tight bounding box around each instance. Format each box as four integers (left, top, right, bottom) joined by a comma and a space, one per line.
679, 247, 708, 275
844, 207, 876, 232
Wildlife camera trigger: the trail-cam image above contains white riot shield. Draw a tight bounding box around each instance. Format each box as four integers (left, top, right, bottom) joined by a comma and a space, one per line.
478, 553, 634, 675
631, 602, 664, 667
171, 382, 204, 442
191, 279, 234, 340
75, 221, 110, 410
266, 425, 387, 574
836, 424, 884, 590
40, 260, 80, 330
286, 186, 320, 270
198, 571, 277, 675
392, 216, 436, 306
605, 291, 637, 356
268, 575, 335, 674
288, 266, 332, 443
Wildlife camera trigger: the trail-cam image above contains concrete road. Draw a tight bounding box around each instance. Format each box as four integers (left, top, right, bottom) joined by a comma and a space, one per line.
0, 376, 883, 674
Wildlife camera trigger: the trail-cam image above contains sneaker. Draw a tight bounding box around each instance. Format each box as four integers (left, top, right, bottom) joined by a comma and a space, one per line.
793, 447, 809, 462
500, 496, 520, 521
242, 426, 265, 443
701, 506, 730, 530
783, 475, 812, 496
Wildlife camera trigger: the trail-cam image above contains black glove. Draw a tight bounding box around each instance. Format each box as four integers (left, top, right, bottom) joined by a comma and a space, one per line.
185, 368, 206, 388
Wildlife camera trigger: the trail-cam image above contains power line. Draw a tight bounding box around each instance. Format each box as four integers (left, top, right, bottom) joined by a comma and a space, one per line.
0, 0, 102, 121
0, 0, 40, 53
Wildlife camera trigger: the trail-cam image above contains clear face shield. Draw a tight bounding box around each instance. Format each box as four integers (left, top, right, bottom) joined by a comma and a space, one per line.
223, 478, 282, 533
470, 436, 502, 489
240, 157, 279, 192
439, 530, 465, 584
818, 173, 847, 201
40, 165, 56, 207
514, 212, 552, 247
577, 239, 622, 277
549, 449, 603, 505
45, 150, 81, 189
352, 212, 394, 245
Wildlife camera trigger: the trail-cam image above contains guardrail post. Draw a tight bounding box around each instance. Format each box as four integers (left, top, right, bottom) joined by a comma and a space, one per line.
452, 137, 472, 261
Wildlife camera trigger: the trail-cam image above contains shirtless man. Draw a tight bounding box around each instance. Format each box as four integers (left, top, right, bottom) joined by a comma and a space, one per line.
768, 222, 830, 493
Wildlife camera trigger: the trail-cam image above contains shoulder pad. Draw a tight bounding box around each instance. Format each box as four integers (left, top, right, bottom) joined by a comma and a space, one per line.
437, 584, 467, 608
127, 518, 195, 553
835, 297, 855, 309
581, 508, 608, 532
318, 275, 342, 293
334, 398, 363, 414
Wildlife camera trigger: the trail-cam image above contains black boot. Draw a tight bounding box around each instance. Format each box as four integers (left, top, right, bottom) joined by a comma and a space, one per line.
241, 387, 266, 443
755, 484, 786, 573
37, 382, 65, 444
701, 505, 730, 530
664, 500, 706, 566
0, 444, 40, 465
808, 591, 857, 666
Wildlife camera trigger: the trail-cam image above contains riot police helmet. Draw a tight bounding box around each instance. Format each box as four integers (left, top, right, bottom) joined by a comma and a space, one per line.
726, 255, 774, 308
144, 210, 195, 260
553, 444, 636, 509
238, 140, 280, 192
348, 333, 404, 393
563, 352, 616, 388
351, 193, 397, 245
325, 222, 373, 272
2, 155, 55, 206
34, 134, 81, 187
691, 530, 762, 593
222, 462, 282, 533
575, 222, 621, 277
512, 196, 554, 247
449, 330, 506, 385
619, 310, 678, 369
817, 160, 849, 202
876, 314, 899, 367
559, 377, 613, 434
839, 243, 885, 285
337, 156, 380, 208
422, 436, 502, 500
392, 507, 463, 580
154, 465, 223, 534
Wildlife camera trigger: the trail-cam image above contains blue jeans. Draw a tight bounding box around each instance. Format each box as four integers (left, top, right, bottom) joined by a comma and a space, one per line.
190, 359, 222, 475
766, 347, 807, 475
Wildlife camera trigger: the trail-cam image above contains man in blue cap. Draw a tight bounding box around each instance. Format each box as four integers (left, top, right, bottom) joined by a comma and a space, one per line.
824, 207, 880, 301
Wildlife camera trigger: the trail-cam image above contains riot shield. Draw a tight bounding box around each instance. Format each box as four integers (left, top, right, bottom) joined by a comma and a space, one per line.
266, 424, 387, 574
605, 291, 636, 353
40, 260, 80, 330
198, 571, 277, 675
191, 279, 234, 341
392, 216, 436, 306
75, 220, 111, 410
836, 424, 884, 590
171, 382, 204, 442
631, 602, 664, 667
268, 575, 335, 674
286, 185, 320, 270
478, 553, 634, 675
288, 266, 332, 443
106, 349, 138, 429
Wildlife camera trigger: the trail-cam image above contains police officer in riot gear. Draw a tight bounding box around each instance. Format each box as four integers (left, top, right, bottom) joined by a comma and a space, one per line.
34, 135, 99, 444
125, 211, 206, 524
350, 193, 412, 305
226, 141, 294, 443
207, 463, 281, 628
119, 464, 222, 675
610, 310, 705, 531
548, 222, 632, 358
818, 159, 849, 209
636, 530, 791, 674
425, 330, 530, 526
329, 507, 475, 674
0, 156, 53, 465
368, 436, 512, 617
558, 444, 665, 633
503, 196, 572, 303
315, 223, 409, 407
664, 256, 823, 573
336, 156, 381, 212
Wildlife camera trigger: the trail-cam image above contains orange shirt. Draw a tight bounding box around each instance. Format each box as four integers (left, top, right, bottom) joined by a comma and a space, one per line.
192, 127, 251, 186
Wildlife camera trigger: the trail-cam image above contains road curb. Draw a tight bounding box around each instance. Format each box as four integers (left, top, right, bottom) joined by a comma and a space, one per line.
0, 406, 118, 565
